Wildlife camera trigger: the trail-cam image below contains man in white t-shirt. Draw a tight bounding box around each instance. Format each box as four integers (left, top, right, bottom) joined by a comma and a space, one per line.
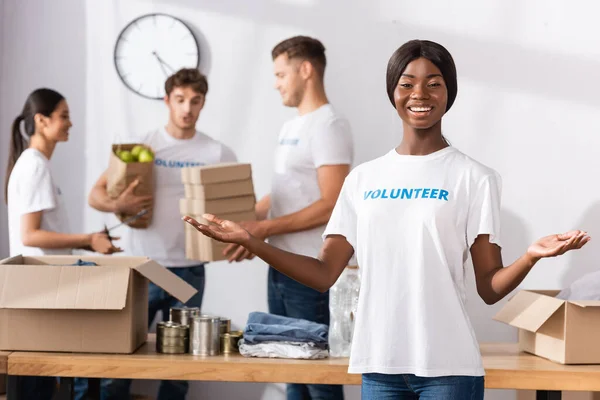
85, 69, 236, 400
226, 36, 353, 400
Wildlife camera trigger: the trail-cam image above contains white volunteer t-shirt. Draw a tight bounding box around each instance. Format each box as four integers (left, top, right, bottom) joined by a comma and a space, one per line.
7, 148, 72, 256
269, 104, 353, 257
119, 128, 237, 267
323, 146, 502, 377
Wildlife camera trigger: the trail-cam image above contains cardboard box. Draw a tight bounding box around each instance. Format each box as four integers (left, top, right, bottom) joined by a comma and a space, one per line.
180, 196, 255, 216
494, 289, 600, 364
106, 143, 154, 228
184, 179, 255, 200
184, 211, 256, 262
188, 210, 256, 225
185, 223, 229, 261
0, 255, 196, 354
181, 163, 252, 185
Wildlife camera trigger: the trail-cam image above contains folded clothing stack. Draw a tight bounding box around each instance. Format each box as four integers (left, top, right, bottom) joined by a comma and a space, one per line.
239, 312, 330, 359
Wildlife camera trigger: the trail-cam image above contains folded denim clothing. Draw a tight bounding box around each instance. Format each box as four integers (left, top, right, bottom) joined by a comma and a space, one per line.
238, 339, 329, 360
243, 312, 329, 345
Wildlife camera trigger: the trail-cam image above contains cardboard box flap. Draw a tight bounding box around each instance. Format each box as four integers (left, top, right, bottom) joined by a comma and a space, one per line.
568, 300, 600, 308
493, 290, 565, 332
0, 265, 130, 310
133, 260, 197, 304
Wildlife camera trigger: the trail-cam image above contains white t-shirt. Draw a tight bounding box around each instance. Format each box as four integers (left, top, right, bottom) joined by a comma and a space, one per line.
269, 104, 354, 257
118, 128, 237, 267
7, 148, 72, 256
323, 146, 502, 377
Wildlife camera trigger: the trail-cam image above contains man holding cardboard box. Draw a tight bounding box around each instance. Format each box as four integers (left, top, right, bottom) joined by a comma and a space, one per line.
226, 36, 353, 400
87, 68, 236, 400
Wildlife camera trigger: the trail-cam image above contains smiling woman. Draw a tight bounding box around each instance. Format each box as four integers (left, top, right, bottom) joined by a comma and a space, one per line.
184, 39, 590, 400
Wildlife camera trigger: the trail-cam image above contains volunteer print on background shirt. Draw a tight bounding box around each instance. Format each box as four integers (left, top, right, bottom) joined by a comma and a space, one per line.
119, 128, 236, 267
324, 146, 502, 377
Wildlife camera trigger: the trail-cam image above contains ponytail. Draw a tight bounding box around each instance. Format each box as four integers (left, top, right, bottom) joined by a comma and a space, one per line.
4, 115, 27, 203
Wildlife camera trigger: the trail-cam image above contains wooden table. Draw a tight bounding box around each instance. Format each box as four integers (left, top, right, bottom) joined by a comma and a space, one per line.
0, 352, 9, 375
7, 342, 600, 400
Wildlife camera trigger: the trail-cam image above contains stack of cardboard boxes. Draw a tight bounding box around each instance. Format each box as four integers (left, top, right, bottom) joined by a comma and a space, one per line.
180, 163, 256, 262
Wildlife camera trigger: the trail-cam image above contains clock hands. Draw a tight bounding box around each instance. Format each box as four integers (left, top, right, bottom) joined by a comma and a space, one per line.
152, 51, 175, 77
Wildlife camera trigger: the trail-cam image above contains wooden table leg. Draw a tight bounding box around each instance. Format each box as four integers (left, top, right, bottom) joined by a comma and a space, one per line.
56, 377, 74, 400
6, 375, 19, 400
536, 390, 561, 400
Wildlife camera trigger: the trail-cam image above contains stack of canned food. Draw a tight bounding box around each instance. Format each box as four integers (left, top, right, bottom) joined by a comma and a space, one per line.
155, 306, 243, 356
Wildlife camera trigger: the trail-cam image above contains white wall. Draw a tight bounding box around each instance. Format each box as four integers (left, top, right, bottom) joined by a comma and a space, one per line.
2, 1, 600, 399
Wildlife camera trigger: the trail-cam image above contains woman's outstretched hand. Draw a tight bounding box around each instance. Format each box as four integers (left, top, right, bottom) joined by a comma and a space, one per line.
182, 214, 252, 246
527, 230, 590, 261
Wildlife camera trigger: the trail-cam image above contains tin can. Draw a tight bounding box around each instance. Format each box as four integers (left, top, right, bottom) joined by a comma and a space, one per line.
220, 330, 243, 354
170, 306, 201, 327
220, 318, 231, 334
156, 321, 189, 354
190, 315, 221, 356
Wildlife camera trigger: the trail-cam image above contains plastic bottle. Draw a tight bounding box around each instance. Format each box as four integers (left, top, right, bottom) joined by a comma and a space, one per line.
329, 265, 360, 357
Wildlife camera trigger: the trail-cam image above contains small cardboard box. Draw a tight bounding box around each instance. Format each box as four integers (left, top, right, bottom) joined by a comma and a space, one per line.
184, 211, 256, 262
494, 289, 600, 364
181, 163, 252, 185
185, 223, 229, 261
106, 143, 154, 229
184, 179, 255, 200
0, 255, 196, 354
180, 196, 255, 216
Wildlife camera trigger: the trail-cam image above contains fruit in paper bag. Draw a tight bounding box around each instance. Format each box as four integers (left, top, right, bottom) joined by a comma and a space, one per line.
138, 149, 154, 163
131, 145, 145, 158
119, 150, 135, 163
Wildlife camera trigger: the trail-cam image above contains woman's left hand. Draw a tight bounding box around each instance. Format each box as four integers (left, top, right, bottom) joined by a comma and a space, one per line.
527, 230, 591, 261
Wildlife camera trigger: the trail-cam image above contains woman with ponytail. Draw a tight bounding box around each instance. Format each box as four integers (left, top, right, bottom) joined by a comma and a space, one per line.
5, 89, 121, 399
6, 88, 121, 258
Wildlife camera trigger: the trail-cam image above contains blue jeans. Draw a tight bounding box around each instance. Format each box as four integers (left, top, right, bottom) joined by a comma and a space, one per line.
361, 373, 484, 400
74, 264, 205, 400
268, 267, 344, 400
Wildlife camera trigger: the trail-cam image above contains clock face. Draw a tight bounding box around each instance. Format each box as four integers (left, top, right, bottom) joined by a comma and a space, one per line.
114, 13, 200, 100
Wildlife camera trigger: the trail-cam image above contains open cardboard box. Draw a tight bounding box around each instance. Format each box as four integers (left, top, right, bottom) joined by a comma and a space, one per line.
494, 289, 600, 364
0, 255, 196, 354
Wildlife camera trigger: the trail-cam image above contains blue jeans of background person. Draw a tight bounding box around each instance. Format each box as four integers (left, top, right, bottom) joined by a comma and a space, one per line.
73, 264, 205, 400
361, 373, 484, 400
268, 267, 344, 400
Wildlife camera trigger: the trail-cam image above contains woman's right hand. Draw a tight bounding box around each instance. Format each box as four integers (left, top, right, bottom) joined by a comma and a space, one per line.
89, 232, 122, 254
183, 214, 251, 245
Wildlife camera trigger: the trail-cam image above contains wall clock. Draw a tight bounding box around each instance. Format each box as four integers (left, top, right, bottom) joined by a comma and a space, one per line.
114, 13, 200, 99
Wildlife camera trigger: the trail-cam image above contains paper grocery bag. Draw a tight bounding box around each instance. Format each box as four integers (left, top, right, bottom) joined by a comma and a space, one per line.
106, 143, 154, 228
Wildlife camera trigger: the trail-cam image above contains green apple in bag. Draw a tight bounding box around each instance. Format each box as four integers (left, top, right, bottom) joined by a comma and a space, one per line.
138, 149, 154, 163
131, 145, 145, 159
119, 150, 135, 163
